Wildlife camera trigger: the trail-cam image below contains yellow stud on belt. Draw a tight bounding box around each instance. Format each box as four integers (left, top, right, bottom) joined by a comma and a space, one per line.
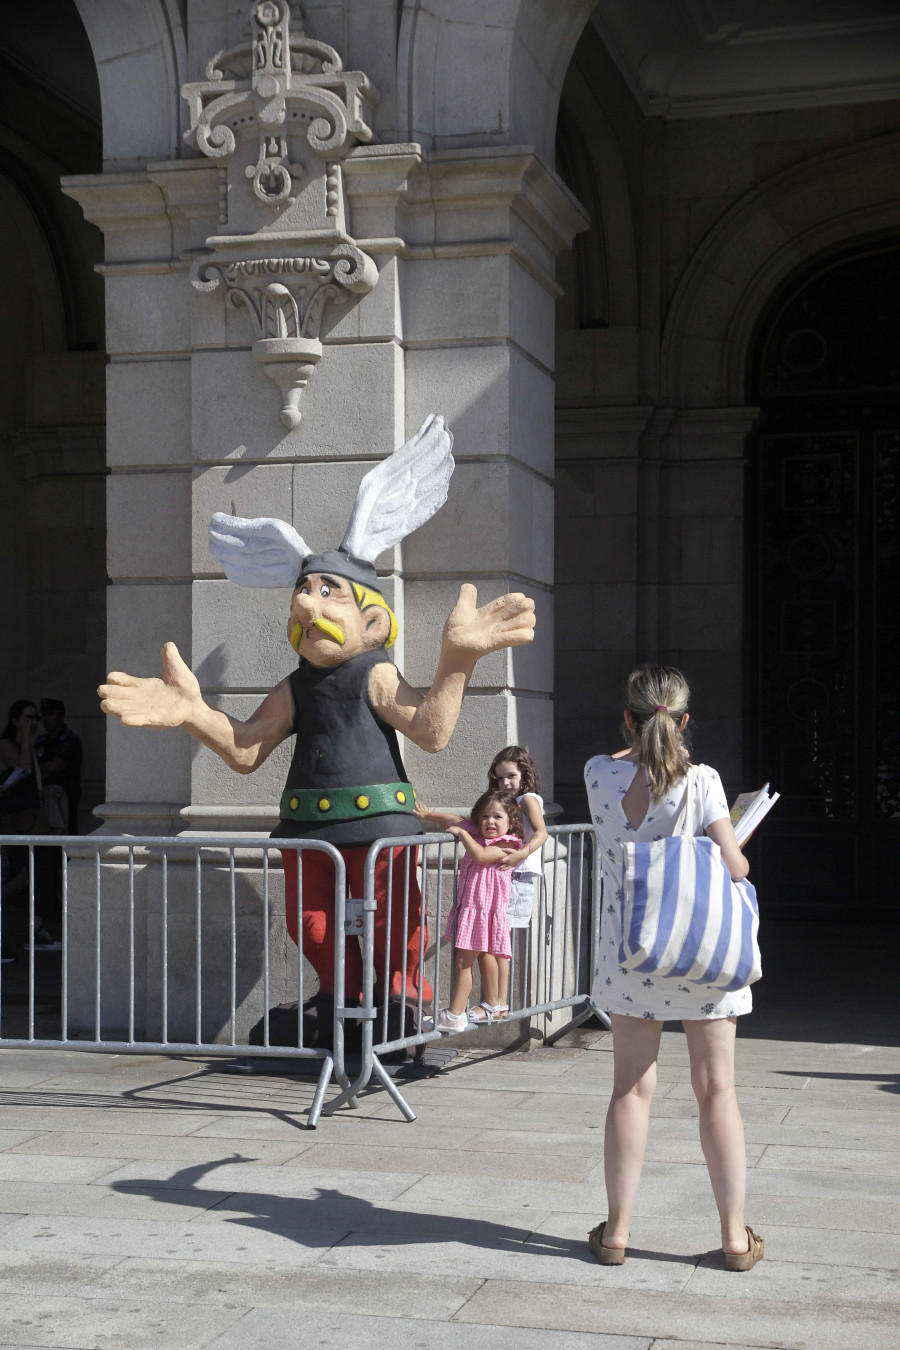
355, 794, 370, 810
317, 798, 331, 812
289, 797, 299, 811
395, 790, 406, 804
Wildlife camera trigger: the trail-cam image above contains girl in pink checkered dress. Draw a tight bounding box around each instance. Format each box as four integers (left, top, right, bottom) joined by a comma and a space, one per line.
415, 790, 523, 1033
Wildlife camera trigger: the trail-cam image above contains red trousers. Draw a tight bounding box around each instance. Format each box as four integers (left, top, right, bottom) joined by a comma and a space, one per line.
279, 845, 432, 1003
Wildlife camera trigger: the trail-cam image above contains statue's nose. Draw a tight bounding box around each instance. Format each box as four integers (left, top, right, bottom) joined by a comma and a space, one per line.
292, 593, 317, 623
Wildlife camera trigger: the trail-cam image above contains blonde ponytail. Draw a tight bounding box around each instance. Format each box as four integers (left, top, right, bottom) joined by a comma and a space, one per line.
623, 664, 691, 803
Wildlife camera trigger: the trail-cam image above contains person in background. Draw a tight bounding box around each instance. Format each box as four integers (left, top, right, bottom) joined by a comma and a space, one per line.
35, 699, 82, 833
0, 700, 61, 953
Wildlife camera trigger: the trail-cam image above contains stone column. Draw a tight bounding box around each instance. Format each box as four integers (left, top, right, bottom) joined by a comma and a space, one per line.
554, 404, 760, 805
656, 407, 762, 793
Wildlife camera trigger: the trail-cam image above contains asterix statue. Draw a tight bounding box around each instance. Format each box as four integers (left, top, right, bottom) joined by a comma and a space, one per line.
98, 416, 535, 1041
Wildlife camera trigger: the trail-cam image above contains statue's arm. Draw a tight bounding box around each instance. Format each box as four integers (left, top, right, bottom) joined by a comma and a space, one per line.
99, 642, 294, 774
369, 582, 535, 754
368, 653, 473, 754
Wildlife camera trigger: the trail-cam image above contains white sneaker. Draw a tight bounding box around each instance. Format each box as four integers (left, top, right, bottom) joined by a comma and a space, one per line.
435, 1008, 468, 1034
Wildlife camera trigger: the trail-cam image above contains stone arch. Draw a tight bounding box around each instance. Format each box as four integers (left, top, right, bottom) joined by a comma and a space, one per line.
397, 0, 598, 160
0, 168, 68, 368
73, 0, 188, 166
660, 131, 900, 407
556, 48, 638, 329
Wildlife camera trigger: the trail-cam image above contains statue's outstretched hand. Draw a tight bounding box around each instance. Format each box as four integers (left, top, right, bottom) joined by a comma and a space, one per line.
98, 642, 202, 728
442, 583, 536, 659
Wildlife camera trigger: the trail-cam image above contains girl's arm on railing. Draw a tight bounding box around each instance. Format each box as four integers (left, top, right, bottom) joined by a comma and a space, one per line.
413, 801, 463, 830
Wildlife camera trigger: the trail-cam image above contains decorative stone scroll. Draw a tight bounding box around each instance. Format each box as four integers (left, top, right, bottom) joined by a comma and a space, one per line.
182, 1, 379, 427
191, 246, 377, 428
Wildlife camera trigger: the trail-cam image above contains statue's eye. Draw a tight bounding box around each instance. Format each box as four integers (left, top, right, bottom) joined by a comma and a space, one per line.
319, 584, 330, 598
299, 585, 309, 596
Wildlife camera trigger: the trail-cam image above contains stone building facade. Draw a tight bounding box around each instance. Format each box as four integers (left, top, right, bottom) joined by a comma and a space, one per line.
2, 0, 900, 922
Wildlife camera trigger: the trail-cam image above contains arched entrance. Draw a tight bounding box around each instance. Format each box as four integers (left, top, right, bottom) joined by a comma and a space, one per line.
0, 0, 107, 827
749, 240, 900, 918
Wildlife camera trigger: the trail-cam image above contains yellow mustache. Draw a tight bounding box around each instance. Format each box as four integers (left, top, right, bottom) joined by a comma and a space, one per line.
290, 617, 346, 651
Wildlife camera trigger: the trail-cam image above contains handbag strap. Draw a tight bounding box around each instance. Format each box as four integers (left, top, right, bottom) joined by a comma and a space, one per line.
673, 763, 699, 838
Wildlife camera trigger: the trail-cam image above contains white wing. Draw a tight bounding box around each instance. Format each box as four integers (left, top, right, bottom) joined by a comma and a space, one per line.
208, 512, 311, 588
340, 414, 454, 563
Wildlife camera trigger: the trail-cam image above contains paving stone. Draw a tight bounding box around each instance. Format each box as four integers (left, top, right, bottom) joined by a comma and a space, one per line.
738, 1194, 900, 1234
0, 1133, 45, 1153
781, 1106, 900, 1131
317, 1231, 696, 1290
83, 1258, 479, 1318
0, 1109, 223, 1137
301, 1118, 483, 1151
0, 1251, 121, 1296
0, 1215, 346, 1265
94, 1160, 421, 1202
0, 1182, 227, 1221
452, 1280, 900, 1348
0, 1072, 77, 1090
188, 1114, 349, 1142
203, 1307, 652, 1349
0, 1293, 247, 1349
283, 1142, 595, 1182
758, 1144, 900, 1175
194, 1196, 543, 1240
689, 1257, 900, 1302
462, 1128, 601, 1156
0, 1157, 125, 1185
10, 1132, 313, 1167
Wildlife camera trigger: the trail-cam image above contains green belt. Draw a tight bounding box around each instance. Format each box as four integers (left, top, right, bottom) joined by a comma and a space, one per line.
278, 781, 416, 825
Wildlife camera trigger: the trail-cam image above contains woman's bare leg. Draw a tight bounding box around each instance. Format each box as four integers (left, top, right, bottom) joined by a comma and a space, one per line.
683, 1016, 748, 1254
603, 1014, 663, 1248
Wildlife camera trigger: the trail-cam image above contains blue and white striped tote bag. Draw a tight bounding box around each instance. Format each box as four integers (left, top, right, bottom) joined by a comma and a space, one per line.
620, 769, 762, 993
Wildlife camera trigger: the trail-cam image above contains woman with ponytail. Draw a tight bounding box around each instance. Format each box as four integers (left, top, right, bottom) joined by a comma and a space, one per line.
584, 664, 762, 1271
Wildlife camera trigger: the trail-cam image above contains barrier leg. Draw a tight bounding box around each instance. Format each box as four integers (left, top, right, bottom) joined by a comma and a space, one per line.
307, 1054, 336, 1129
370, 1053, 417, 1122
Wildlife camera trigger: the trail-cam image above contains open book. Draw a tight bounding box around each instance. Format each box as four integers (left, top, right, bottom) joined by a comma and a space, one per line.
730, 783, 780, 846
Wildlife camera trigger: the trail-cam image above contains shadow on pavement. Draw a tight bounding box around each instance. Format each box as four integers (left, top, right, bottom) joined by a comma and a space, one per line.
106, 1155, 704, 1268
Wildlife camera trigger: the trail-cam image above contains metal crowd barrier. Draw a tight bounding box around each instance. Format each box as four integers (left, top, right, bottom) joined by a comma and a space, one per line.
324, 823, 603, 1121
0, 824, 604, 1127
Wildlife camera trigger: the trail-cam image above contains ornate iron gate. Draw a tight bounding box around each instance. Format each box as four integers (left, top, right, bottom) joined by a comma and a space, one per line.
751, 240, 900, 917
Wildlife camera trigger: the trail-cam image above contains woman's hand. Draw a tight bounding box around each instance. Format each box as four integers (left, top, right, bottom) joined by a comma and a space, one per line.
14, 710, 37, 743
498, 846, 528, 871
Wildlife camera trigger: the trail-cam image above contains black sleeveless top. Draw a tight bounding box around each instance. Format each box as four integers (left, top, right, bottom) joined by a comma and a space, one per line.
271, 647, 423, 846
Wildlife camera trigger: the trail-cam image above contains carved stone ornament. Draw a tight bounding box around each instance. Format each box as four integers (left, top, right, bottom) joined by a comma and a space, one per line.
182, 1, 379, 428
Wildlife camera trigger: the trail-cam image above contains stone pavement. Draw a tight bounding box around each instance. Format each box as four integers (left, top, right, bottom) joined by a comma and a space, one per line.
0, 1003, 897, 1350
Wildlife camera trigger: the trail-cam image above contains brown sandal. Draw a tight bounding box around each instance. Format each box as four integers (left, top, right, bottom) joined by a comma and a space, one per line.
587, 1221, 626, 1265
724, 1226, 764, 1271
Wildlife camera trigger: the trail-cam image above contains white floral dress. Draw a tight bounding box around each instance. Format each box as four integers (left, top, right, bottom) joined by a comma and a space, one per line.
585, 755, 753, 1022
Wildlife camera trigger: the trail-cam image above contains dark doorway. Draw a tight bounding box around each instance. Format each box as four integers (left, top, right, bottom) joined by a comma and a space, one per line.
749, 240, 900, 920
